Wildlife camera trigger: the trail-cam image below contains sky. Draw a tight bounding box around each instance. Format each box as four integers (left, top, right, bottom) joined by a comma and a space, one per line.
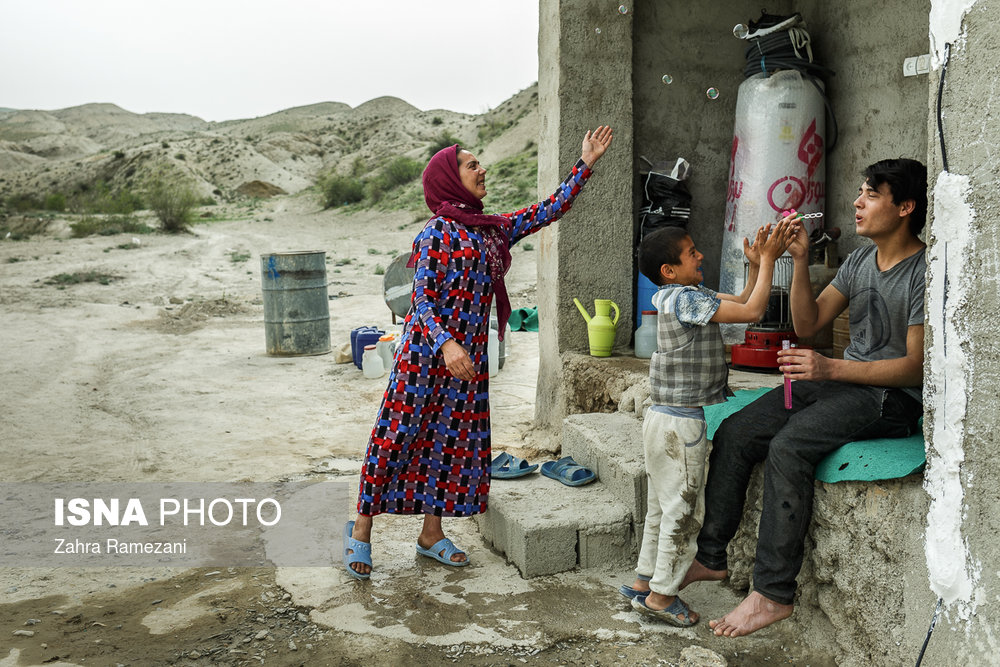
1, 0, 539, 122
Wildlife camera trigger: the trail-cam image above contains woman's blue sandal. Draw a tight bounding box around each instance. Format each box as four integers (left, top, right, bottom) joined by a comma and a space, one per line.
491, 451, 539, 479
540, 456, 596, 487
343, 521, 372, 580
416, 537, 469, 567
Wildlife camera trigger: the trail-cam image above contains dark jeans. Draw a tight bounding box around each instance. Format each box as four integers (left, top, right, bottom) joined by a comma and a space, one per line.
695, 380, 922, 605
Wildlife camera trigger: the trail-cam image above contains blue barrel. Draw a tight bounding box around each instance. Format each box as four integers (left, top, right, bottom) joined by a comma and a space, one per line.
260, 251, 331, 356
636, 273, 658, 325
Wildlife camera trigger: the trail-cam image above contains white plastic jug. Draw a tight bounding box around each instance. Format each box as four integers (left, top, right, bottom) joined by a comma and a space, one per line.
488, 326, 500, 377
376, 335, 396, 371
634, 310, 658, 359
362, 345, 385, 378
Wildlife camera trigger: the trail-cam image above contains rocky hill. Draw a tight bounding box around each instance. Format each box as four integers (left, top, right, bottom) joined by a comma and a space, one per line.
0, 85, 539, 211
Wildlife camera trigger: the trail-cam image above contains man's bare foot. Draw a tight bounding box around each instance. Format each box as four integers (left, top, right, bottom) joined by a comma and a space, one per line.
417, 515, 466, 564
708, 591, 793, 637
679, 559, 727, 590
348, 515, 373, 576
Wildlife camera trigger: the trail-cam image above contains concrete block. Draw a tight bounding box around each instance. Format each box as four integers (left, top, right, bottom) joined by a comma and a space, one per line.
562, 412, 646, 519
578, 517, 636, 569
475, 473, 632, 578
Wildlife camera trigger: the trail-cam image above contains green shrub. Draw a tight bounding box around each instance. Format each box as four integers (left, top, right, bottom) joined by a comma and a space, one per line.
431, 116, 443, 125
7, 193, 43, 212
477, 117, 511, 146
69, 181, 142, 215
45, 270, 120, 286
43, 193, 66, 211
427, 131, 460, 157
318, 173, 365, 208
147, 178, 200, 232
365, 178, 386, 204
381, 156, 422, 189
69, 215, 153, 238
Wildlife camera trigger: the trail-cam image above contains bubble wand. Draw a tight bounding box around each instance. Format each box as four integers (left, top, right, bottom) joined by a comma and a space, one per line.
781, 339, 793, 409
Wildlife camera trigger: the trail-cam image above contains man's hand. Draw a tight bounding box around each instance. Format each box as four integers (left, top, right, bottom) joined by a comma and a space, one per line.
778, 347, 833, 381
441, 339, 475, 381
786, 213, 810, 261
581, 126, 614, 167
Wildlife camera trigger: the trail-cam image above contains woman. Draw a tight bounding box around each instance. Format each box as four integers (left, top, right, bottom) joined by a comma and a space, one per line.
345, 126, 614, 578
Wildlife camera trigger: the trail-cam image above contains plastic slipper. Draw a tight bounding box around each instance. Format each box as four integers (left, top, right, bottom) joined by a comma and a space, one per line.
491, 451, 539, 479
619, 574, 652, 600
540, 456, 596, 487
343, 520, 372, 580
631, 595, 698, 627
416, 537, 469, 567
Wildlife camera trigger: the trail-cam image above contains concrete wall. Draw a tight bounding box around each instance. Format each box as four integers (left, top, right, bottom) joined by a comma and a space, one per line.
535, 0, 634, 429
803, 0, 931, 255
920, 1, 1000, 663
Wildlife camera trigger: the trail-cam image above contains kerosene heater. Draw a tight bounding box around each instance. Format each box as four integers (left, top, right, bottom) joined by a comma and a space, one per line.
730, 255, 797, 370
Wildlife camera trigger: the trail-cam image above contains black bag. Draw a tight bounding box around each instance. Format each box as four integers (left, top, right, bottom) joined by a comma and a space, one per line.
638, 171, 691, 240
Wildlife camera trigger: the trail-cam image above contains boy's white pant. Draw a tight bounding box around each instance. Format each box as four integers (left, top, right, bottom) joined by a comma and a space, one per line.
636, 407, 710, 596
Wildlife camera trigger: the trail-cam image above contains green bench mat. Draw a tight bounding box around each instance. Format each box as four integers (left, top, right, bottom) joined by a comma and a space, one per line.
704, 388, 925, 483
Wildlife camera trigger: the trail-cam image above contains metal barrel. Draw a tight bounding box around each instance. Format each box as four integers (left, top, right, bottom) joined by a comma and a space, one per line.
260, 251, 331, 356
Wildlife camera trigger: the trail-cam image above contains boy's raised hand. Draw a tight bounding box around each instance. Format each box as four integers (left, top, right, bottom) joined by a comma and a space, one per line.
742, 224, 771, 266
758, 219, 795, 262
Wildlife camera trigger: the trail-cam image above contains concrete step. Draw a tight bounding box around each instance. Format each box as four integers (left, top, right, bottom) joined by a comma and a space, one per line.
476, 411, 647, 578
562, 412, 647, 522
475, 473, 634, 578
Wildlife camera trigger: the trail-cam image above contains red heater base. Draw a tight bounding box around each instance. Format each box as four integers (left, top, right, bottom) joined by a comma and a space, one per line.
730, 329, 798, 371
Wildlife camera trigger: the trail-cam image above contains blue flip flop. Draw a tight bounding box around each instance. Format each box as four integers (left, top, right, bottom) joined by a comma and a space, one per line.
416, 537, 469, 567
491, 451, 539, 479
540, 456, 596, 487
343, 520, 372, 580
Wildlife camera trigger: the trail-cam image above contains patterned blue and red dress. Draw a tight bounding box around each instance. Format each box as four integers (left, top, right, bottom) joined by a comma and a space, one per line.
356, 160, 593, 517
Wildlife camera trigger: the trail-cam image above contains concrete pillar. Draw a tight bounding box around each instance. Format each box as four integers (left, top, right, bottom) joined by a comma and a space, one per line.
535, 0, 634, 429
921, 1, 1000, 662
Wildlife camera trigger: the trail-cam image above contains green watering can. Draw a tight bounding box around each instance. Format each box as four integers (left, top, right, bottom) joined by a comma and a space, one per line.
573, 298, 620, 357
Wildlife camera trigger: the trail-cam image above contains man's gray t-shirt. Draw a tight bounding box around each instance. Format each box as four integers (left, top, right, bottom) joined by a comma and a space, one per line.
829, 244, 926, 402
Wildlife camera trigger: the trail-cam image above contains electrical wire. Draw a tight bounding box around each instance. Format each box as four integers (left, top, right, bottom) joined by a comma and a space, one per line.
741, 27, 839, 151
914, 597, 943, 666
937, 43, 952, 173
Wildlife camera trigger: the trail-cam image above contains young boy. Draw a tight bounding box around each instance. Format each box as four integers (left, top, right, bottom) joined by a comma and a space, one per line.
622, 220, 793, 626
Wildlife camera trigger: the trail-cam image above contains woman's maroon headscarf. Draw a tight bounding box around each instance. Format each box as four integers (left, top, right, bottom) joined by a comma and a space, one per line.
413, 144, 513, 339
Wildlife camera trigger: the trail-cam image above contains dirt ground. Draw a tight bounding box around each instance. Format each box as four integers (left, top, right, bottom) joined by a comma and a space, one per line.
0, 195, 831, 666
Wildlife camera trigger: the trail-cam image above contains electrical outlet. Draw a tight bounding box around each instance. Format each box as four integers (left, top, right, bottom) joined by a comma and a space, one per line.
903, 56, 918, 77
916, 54, 931, 74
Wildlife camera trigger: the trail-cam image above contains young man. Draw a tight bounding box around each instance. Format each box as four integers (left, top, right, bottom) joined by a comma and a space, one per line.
682, 158, 928, 637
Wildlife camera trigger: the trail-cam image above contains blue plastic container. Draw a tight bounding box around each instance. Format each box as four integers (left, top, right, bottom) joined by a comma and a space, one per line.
635, 273, 658, 325
351, 326, 385, 370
